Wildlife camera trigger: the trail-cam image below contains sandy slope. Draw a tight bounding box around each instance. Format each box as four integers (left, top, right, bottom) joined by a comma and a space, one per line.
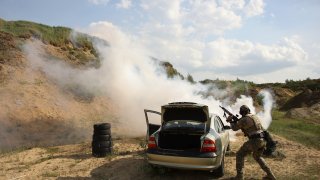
0, 39, 118, 150
1, 135, 319, 180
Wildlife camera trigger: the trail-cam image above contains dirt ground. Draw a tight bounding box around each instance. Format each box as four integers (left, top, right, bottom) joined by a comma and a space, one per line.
1, 135, 319, 180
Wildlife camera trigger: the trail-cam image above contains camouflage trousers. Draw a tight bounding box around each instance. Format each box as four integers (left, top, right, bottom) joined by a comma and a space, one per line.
236, 138, 274, 177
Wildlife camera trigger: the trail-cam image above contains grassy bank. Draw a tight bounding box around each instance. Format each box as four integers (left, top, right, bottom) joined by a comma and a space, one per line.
0, 18, 93, 48
0, 18, 99, 64
269, 110, 320, 150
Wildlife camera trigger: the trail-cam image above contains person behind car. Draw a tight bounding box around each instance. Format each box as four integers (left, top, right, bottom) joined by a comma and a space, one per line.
227, 105, 276, 180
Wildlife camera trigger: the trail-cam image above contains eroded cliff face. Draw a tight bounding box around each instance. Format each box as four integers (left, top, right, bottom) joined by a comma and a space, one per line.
0, 30, 117, 150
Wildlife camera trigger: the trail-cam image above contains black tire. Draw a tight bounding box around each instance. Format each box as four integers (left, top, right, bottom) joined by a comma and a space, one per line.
94, 123, 111, 130
94, 129, 111, 135
92, 147, 112, 155
92, 145, 111, 150
93, 134, 111, 141
92, 147, 112, 152
213, 155, 224, 178
92, 141, 112, 148
92, 150, 111, 157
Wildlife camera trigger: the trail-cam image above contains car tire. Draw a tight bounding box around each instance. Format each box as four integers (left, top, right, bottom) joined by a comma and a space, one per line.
92, 141, 112, 148
92, 123, 112, 157
94, 129, 111, 135
213, 155, 224, 178
92, 147, 112, 156
92, 147, 112, 152
93, 134, 111, 141
94, 123, 111, 130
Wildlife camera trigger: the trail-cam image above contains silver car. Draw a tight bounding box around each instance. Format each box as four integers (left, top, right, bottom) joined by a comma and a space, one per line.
144, 102, 230, 177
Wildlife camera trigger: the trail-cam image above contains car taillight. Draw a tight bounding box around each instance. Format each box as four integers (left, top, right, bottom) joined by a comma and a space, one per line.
148, 136, 157, 149
201, 139, 216, 152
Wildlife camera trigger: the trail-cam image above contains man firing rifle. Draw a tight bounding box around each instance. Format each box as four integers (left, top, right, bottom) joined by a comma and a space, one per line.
220, 105, 276, 180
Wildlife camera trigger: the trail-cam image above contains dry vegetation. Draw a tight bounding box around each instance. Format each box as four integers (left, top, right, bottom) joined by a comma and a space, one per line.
1, 135, 319, 180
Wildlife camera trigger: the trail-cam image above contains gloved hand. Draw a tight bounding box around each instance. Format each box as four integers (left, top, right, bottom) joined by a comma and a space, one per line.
226, 115, 234, 123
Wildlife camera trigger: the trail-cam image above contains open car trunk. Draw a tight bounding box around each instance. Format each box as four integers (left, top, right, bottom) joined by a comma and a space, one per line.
158, 120, 206, 151
158, 131, 203, 151
145, 103, 210, 151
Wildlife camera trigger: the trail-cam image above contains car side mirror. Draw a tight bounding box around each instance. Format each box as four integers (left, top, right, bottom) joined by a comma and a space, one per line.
224, 125, 231, 130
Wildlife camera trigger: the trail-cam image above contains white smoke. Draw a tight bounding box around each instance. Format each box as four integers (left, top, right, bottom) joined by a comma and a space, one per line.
227, 90, 274, 127
22, 22, 275, 138
257, 89, 274, 129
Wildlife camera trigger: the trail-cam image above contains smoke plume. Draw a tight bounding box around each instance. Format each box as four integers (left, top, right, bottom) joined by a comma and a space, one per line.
257, 89, 275, 129
21, 22, 275, 139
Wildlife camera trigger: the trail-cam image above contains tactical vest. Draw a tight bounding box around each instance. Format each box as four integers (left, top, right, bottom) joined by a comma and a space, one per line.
243, 114, 263, 136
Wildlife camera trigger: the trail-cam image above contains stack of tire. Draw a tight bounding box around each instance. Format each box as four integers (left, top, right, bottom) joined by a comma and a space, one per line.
92, 123, 112, 157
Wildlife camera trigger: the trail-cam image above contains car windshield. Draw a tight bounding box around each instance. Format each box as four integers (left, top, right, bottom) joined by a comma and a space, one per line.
162, 120, 205, 132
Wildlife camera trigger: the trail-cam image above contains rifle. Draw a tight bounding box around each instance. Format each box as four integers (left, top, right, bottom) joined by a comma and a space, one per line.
219, 105, 239, 123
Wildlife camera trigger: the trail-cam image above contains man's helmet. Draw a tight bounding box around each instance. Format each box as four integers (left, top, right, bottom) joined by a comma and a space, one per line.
239, 105, 250, 116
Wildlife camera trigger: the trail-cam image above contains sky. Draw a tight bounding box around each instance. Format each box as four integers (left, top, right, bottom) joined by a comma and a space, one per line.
0, 0, 319, 83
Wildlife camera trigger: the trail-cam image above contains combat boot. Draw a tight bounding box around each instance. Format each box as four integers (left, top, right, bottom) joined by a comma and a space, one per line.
232, 173, 243, 180
263, 173, 276, 180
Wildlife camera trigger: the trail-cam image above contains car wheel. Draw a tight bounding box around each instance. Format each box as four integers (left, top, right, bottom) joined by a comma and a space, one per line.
213, 155, 224, 178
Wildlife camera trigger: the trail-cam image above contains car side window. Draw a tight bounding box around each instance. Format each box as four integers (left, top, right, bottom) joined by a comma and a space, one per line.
217, 117, 225, 132
214, 117, 220, 133
214, 116, 223, 133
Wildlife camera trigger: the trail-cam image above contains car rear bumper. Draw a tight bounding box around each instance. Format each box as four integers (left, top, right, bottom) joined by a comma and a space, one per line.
147, 149, 220, 170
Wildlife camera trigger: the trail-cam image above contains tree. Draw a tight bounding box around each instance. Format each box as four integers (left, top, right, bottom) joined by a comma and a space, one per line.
187, 74, 196, 84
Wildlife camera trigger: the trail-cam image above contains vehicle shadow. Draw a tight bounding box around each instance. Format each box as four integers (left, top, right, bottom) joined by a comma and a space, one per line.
57, 154, 232, 180
55, 146, 237, 180
88, 155, 230, 180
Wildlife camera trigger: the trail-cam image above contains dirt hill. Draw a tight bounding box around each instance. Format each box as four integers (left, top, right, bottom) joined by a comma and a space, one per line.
281, 89, 320, 111
0, 22, 117, 151
279, 89, 320, 122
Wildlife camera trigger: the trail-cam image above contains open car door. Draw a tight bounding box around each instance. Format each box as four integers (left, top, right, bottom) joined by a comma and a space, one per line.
144, 109, 161, 142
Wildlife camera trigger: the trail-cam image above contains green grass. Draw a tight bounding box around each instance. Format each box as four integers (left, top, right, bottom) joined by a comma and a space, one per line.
0, 19, 71, 46
0, 18, 98, 60
269, 110, 320, 150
